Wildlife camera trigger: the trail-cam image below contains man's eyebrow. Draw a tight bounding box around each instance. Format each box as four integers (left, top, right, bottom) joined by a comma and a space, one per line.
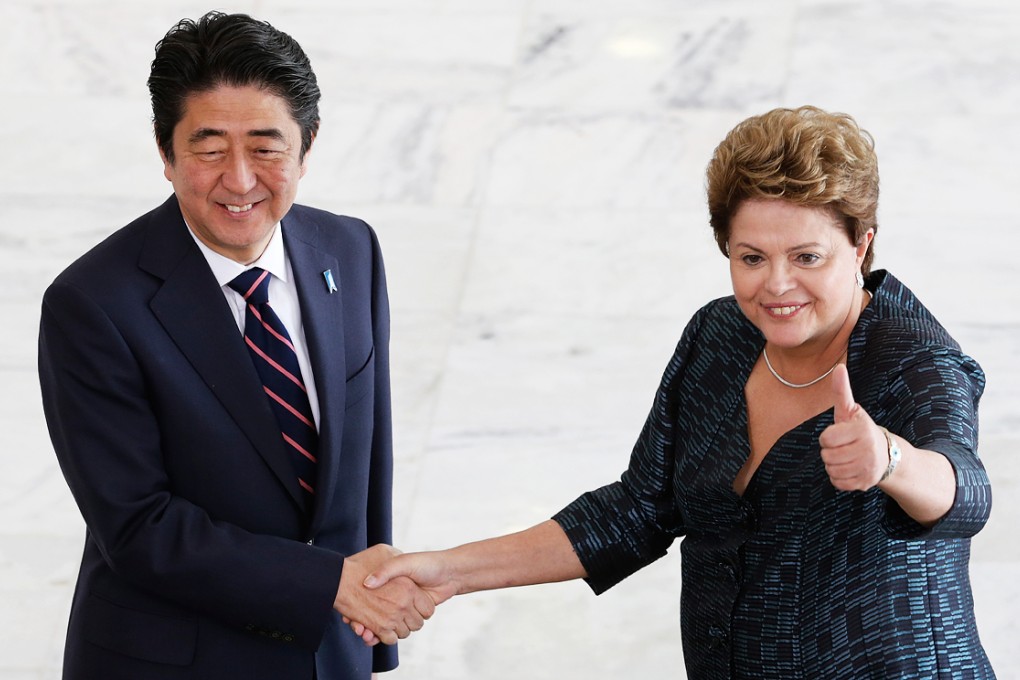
186, 128, 286, 143
249, 128, 286, 141
187, 128, 225, 144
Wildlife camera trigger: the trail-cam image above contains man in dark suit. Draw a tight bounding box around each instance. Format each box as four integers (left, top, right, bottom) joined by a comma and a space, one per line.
37, 11, 431, 679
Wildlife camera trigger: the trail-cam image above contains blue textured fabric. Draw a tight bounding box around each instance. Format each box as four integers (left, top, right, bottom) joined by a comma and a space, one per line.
553, 270, 994, 679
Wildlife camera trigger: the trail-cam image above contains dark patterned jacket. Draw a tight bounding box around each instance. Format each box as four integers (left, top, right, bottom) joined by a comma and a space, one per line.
555, 270, 994, 679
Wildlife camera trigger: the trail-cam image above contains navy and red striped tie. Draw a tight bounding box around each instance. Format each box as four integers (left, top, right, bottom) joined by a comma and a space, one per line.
228, 267, 318, 511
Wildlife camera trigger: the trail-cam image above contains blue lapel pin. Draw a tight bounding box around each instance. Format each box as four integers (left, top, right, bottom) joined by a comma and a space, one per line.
322, 269, 338, 294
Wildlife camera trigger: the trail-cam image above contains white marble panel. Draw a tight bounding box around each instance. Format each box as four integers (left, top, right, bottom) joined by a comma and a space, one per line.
389, 312, 460, 431
971, 560, 1020, 678
509, 8, 794, 113
0, 95, 168, 201
394, 440, 687, 677
0, 4, 183, 97
0, 572, 71, 679
273, 8, 521, 99
531, 0, 795, 17
952, 326, 1020, 439
300, 102, 505, 207
390, 392, 701, 679
864, 113, 1020, 231
0, 196, 158, 295
0, 2, 520, 103
970, 436, 1020, 562
0, 372, 82, 536
365, 205, 478, 313
252, 0, 531, 12
876, 214, 1019, 326
387, 106, 742, 212
426, 314, 684, 442
482, 111, 735, 210
788, 2, 1020, 114
969, 435, 1020, 673
389, 552, 687, 679
460, 206, 729, 319
4, 0, 262, 9
387, 311, 460, 546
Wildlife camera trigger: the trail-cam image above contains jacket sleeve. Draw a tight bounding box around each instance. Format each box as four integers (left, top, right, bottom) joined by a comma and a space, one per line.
553, 306, 708, 594
362, 225, 400, 673
39, 279, 344, 652
870, 329, 991, 540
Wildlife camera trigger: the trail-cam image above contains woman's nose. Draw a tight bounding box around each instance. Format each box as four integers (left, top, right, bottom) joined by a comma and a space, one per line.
765, 262, 795, 296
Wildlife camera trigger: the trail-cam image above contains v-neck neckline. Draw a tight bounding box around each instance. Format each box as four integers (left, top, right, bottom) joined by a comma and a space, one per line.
730, 397, 832, 500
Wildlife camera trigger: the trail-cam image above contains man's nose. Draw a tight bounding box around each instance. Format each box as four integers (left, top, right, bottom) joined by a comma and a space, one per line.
221, 153, 257, 195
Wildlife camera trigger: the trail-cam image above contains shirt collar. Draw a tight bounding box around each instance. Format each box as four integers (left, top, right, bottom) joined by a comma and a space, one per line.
185, 222, 289, 288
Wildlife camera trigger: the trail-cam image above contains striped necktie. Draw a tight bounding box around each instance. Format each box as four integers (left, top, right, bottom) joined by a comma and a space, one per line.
228, 267, 318, 511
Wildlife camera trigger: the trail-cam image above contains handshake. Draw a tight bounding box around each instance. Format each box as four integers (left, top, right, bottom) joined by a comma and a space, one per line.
333, 544, 451, 646
331, 520, 582, 645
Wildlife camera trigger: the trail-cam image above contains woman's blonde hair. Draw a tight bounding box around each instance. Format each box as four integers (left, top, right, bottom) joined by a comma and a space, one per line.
706, 106, 880, 274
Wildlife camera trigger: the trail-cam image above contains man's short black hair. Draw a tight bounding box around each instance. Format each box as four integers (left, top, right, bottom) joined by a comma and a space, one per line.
148, 11, 320, 163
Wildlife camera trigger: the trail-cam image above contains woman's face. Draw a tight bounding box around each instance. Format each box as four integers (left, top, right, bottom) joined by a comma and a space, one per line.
728, 199, 873, 353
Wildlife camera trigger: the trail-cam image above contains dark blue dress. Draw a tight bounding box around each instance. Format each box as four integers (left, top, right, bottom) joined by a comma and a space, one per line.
554, 271, 995, 678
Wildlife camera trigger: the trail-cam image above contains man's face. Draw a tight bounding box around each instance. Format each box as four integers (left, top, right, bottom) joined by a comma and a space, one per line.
161, 84, 310, 264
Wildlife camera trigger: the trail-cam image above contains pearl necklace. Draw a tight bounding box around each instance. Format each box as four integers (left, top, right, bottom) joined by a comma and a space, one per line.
762, 346, 845, 389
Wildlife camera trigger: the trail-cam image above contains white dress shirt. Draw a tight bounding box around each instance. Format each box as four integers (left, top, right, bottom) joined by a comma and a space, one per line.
186, 224, 321, 429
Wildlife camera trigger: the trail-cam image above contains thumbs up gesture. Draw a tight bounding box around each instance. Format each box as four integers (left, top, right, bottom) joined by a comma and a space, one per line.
818, 364, 890, 491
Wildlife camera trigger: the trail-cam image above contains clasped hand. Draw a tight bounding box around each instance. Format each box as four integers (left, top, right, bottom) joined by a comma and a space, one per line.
334, 544, 441, 646
339, 548, 456, 646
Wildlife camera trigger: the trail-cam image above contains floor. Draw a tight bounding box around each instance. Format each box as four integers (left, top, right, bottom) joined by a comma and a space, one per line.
1, 1, 1018, 678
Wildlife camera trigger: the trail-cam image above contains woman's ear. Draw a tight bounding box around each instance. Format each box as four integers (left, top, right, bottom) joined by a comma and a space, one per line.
856, 228, 875, 263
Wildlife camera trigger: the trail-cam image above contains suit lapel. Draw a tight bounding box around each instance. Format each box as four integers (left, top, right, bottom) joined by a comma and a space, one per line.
282, 215, 347, 534
140, 197, 306, 511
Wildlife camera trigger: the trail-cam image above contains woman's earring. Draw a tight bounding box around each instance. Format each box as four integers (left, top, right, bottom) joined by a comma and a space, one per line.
855, 271, 865, 288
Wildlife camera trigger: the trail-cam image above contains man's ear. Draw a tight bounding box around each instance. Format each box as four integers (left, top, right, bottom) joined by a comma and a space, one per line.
299, 132, 316, 178
158, 142, 174, 182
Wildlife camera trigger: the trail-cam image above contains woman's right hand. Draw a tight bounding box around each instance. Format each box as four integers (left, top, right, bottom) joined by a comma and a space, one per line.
365, 551, 459, 605
345, 521, 586, 645
345, 551, 458, 645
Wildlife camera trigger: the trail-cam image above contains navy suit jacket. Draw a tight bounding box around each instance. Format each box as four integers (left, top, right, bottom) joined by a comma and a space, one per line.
38, 195, 398, 679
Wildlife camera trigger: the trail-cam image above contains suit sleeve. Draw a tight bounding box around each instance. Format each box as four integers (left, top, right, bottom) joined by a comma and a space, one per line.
363, 225, 400, 672
39, 280, 344, 652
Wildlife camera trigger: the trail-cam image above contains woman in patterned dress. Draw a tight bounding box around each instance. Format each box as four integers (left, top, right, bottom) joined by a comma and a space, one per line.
354, 106, 995, 679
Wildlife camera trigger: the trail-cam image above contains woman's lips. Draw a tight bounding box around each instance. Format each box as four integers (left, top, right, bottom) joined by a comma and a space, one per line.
763, 303, 805, 318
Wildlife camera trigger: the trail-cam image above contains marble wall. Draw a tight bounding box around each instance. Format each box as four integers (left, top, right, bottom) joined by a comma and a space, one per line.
1, 0, 1017, 677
